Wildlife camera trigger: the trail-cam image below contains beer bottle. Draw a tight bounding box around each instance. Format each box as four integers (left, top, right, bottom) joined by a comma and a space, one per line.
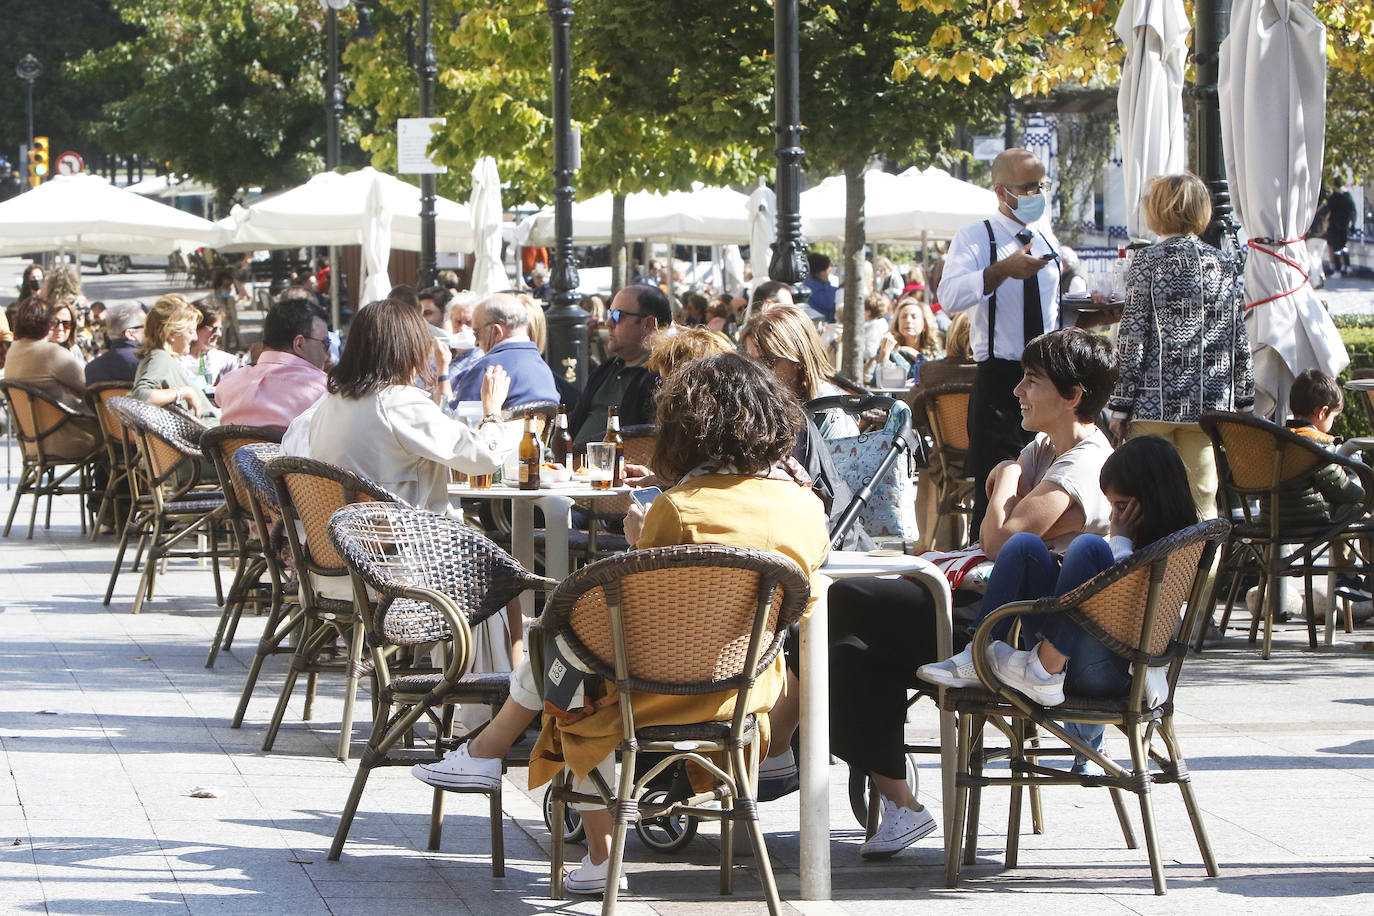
552, 409, 574, 468
518, 407, 541, 490
603, 406, 624, 487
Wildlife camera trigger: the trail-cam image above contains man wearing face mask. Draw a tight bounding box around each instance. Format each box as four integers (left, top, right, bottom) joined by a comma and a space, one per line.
938, 147, 1064, 530
452, 292, 559, 408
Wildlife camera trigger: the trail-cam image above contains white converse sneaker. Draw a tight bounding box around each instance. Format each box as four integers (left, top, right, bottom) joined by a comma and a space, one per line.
564, 853, 629, 896
411, 743, 501, 790
987, 642, 1065, 706
859, 798, 937, 859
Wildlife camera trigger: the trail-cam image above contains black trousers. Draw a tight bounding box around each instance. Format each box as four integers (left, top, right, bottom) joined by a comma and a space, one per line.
827, 577, 940, 781
967, 358, 1034, 532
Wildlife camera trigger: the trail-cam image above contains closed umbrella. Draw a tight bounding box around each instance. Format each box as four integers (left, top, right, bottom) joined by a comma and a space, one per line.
747, 182, 776, 290
359, 175, 393, 303
1115, 0, 1190, 241
1220, 0, 1346, 418
468, 156, 507, 298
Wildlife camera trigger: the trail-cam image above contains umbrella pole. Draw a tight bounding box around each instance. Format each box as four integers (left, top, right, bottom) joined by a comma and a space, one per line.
328, 244, 340, 331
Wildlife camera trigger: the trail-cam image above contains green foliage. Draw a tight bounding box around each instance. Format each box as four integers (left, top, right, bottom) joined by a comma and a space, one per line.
1331, 315, 1374, 441
70, 0, 369, 211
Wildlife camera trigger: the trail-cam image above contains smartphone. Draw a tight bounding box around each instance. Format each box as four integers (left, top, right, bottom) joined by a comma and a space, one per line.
630, 486, 663, 508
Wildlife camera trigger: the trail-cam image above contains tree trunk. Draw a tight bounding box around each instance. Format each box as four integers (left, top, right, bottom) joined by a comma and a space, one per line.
611, 193, 627, 296
840, 158, 866, 382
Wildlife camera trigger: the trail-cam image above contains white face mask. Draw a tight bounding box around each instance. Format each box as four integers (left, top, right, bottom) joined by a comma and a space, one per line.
449, 328, 476, 351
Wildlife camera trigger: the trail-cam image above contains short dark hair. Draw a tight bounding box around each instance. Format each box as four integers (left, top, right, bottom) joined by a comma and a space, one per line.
328, 298, 436, 398
1020, 328, 1119, 421
652, 352, 803, 482
807, 252, 831, 274
190, 297, 223, 329
387, 284, 421, 309
11, 296, 52, 339
751, 280, 792, 307
263, 298, 327, 351
622, 283, 671, 325
418, 286, 453, 311
1289, 368, 1343, 417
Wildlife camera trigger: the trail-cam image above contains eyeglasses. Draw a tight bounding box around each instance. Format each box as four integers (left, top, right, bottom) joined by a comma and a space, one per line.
607, 309, 645, 324
301, 335, 330, 346
1007, 180, 1051, 195
126, 325, 144, 332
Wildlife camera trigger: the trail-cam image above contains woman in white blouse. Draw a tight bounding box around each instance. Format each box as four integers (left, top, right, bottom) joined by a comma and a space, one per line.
295, 297, 509, 514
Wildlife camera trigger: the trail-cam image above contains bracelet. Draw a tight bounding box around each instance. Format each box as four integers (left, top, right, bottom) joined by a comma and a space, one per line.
478, 413, 502, 427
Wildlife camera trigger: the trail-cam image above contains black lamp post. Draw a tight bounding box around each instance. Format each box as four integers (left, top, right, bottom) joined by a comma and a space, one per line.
321, 0, 349, 329
768, 1, 810, 299
417, 0, 438, 288
16, 54, 41, 191
545, 0, 590, 389
1191, 0, 1241, 259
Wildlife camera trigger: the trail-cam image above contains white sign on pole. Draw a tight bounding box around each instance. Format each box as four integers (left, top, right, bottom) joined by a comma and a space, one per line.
397, 118, 448, 175
972, 136, 1005, 162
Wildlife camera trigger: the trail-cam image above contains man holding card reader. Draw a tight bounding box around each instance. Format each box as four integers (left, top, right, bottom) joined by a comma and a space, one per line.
937, 147, 1063, 531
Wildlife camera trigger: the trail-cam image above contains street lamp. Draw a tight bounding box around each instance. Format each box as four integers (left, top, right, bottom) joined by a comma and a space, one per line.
545, 0, 590, 389
768, 2, 810, 300
417, 0, 437, 288
320, 0, 350, 330
15, 54, 42, 192
1191, 0, 1241, 259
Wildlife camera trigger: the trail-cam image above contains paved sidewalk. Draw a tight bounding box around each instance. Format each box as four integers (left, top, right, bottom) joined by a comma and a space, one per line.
1, 461, 1372, 915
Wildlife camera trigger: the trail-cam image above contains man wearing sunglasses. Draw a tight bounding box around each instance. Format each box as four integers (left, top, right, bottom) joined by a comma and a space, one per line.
85, 302, 148, 385
568, 283, 672, 445
938, 147, 1064, 530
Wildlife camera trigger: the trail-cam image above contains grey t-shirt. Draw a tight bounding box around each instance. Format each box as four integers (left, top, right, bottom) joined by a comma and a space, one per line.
1016, 428, 1113, 552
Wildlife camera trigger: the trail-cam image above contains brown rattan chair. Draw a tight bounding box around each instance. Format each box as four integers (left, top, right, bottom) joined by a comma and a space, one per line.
325, 501, 556, 872
943, 519, 1229, 895
100, 396, 226, 614
912, 382, 975, 549
1, 379, 102, 538
541, 544, 810, 915
229, 443, 300, 729
1198, 411, 1374, 658
200, 425, 285, 667
83, 381, 134, 538
263, 455, 403, 760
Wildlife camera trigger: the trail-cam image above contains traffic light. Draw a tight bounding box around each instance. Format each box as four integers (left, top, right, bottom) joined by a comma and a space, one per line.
28, 136, 49, 186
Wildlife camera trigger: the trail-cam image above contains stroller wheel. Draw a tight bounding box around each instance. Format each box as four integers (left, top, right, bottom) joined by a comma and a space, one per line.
542, 784, 586, 844
634, 787, 697, 853
849, 753, 920, 831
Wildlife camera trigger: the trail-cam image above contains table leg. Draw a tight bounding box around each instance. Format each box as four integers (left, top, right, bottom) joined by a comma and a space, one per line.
536, 495, 574, 582
799, 575, 831, 900
511, 498, 534, 619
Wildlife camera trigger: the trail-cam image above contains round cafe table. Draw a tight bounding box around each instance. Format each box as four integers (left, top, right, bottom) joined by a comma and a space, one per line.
447, 480, 630, 618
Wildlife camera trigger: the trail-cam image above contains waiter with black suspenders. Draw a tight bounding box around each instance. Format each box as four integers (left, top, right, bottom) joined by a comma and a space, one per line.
937, 148, 1063, 532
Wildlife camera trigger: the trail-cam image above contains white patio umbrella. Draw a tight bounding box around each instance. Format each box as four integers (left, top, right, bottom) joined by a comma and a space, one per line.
800, 167, 996, 242
468, 156, 507, 298
0, 172, 223, 256
1115, 0, 1190, 241
515, 184, 754, 246
1220, 0, 1345, 418
746, 182, 776, 288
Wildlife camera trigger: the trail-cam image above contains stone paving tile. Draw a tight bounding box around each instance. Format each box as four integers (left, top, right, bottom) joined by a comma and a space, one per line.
5, 465, 1374, 914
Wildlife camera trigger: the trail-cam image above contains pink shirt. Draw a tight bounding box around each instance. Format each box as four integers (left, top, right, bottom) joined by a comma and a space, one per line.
216, 350, 328, 431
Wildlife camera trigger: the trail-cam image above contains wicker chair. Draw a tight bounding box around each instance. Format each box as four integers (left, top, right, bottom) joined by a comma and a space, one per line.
325, 502, 556, 872
200, 425, 285, 668
83, 381, 134, 538
1198, 411, 1374, 658
501, 399, 560, 443
100, 396, 226, 614
542, 544, 811, 915
0, 379, 102, 538
229, 443, 299, 729
942, 519, 1229, 895
912, 382, 975, 549
263, 455, 403, 760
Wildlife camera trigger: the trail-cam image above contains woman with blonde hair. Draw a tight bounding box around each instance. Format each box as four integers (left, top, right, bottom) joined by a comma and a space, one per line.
645, 325, 733, 377
876, 296, 944, 383
738, 304, 858, 440
130, 294, 216, 418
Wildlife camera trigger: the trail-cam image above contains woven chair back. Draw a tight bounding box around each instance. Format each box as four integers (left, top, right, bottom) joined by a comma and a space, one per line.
543, 544, 810, 695
502, 400, 560, 445
85, 382, 132, 442
0, 380, 82, 461
926, 384, 972, 454
1049, 519, 1230, 663
106, 396, 205, 488
201, 425, 283, 531
266, 456, 401, 576
1203, 412, 1326, 494
234, 443, 283, 536
328, 501, 553, 647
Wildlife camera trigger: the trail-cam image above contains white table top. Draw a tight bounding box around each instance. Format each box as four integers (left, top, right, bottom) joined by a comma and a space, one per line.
447, 481, 631, 500
822, 549, 940, 579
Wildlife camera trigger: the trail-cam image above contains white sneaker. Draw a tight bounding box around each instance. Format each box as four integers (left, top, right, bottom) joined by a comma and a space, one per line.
411, 743, 501, 790
917, 645, 979, 688
564, 853, 629, 896
859, 799, 937, 859
987, 642, 1065, 706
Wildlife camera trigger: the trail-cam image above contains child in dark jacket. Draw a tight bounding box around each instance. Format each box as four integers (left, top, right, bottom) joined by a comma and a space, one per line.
1280, 369, 1364, 526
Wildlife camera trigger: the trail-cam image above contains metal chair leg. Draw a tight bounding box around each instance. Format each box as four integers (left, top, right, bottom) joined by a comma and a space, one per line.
602, 747, 637, 916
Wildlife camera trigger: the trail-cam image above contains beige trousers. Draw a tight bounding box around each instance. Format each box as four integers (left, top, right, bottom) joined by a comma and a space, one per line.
1128, 420, 1219, 520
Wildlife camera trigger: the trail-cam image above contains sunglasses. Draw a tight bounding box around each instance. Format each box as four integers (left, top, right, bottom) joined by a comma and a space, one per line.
50, 319, 72, 329
607, 309, 646, 324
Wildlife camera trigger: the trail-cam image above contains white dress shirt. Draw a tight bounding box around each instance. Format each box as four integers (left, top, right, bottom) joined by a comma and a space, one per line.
938, 210, 1063, 362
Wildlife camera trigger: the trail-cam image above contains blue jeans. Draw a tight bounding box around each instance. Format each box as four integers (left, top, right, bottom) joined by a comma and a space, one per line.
977, 532, 1135, 753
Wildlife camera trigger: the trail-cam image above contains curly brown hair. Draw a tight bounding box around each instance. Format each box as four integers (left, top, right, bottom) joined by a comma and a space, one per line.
651, 352, 803, 482
644, 326, 733, 378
